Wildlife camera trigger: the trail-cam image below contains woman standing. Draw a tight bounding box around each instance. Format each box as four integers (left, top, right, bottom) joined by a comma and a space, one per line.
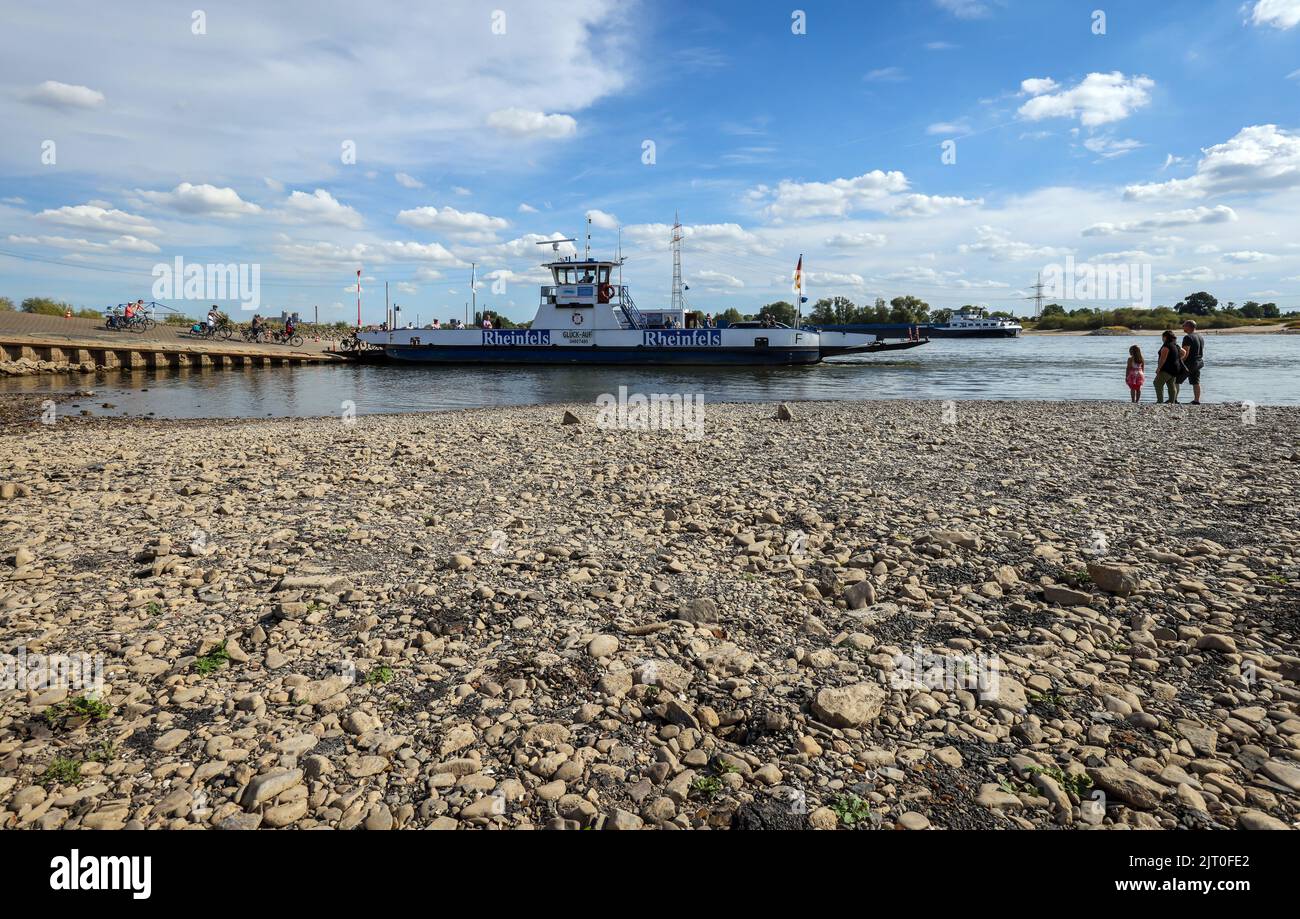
1154, 330, 1183, 404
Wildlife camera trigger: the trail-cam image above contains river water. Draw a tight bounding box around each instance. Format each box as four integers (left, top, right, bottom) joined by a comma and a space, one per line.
3, 334, 1297, 419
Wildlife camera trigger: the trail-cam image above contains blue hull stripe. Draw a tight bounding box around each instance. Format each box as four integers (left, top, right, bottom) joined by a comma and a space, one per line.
384, 346, 821, 366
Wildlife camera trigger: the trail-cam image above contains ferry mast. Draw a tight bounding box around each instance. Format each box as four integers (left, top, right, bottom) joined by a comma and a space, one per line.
670, 212, 684, 314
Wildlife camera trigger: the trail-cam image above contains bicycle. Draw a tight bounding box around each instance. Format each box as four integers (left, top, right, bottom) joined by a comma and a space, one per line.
190, 321, 233, 341
267, 328, 303, 347
126, 311, 156, 333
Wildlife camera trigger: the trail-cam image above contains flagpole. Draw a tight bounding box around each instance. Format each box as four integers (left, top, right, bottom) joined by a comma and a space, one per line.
796, 254, 803, 327
355, 269, 361, 329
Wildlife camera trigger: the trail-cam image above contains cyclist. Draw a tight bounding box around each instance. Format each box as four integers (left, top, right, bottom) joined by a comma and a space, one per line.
206, 306, 221, 333
250, 315, 265, 340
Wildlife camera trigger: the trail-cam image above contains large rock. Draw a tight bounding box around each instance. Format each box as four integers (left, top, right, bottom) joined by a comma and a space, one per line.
931, 530, 981, 550
1087, 562, 1139, 597
811, 682, 886, 728
1087, 766, 1166, 810
240, 769, 303, 810
291, 673, 352, 705
1195, 633, 1238, 653
1044, 584, 1093, 606
1237, 809, 1290, 830
634, 659, 693, 694
701, 642, 755, 677
676, 598, 719, 623
979, 676, 1028, 712
1261, 760, 1300, 792
843, 580, 877, 610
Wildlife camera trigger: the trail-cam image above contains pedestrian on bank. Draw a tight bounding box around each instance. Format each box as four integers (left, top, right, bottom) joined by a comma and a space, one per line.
1125, 345, 1145, 404
1154, 330, 1184, 404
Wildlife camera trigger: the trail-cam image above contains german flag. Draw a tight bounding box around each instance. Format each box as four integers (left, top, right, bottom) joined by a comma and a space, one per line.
794, 254, 803, 292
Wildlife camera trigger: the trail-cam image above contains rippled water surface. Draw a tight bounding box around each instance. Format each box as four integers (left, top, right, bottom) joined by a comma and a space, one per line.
3, 334, 1297, 418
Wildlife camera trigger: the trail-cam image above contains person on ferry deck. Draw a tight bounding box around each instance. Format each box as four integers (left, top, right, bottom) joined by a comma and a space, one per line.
482, 317, 493, 329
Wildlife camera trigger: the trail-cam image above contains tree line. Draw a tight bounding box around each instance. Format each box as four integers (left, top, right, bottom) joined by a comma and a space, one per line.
1035, 291, 1293, 330
709, 295, 987, 327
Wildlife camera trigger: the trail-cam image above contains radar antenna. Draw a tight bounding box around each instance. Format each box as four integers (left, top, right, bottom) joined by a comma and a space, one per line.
535, 237, 578, 254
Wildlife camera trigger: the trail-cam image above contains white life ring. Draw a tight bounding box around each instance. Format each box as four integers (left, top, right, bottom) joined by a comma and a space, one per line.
571, 312, 584, 325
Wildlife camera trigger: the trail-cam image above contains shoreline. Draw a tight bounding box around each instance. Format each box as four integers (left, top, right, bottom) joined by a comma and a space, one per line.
1024, 324, 1295, 336
2, 401, 1298, 831
5, 394, 1300, 432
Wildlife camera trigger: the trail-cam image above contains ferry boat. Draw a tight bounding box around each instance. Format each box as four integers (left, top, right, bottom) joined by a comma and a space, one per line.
928, 307, 1022, 338
359, 251, 927, 365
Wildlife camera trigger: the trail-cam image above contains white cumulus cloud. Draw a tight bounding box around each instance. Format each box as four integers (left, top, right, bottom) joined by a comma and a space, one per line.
25, 80, 105, 109
34, 203, 161, 236
280, 189, 363, 228
585, 209, 619, 229
135, 182, 261, 218
1082, 206, 1239, 236
1018, 72, 1155, 127
486, 108, 577, 139
396, 205, 510, 239
1124, 124, 1300, 200
1251, 0, 1300, 30
748, 171, 910, 220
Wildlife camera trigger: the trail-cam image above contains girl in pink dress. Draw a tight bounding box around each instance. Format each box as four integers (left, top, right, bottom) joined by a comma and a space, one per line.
1125, 345, 1146, 403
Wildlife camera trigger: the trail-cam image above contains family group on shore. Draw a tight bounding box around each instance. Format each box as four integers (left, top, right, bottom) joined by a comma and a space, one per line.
1125, 320, 1207, 405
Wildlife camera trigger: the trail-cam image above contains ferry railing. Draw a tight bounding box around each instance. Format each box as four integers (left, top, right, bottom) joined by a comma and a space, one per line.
619, 287, 647, 330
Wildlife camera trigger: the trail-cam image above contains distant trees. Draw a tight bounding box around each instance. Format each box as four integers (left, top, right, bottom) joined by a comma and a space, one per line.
1175, 291, 1218, 315
475, 309, 518, 328
808, 296, 860, 325
717, 307, 746, 325
1239, 300, 1280, 319
21, 296, 74, 316
758, 300, 797, 325
20, 296, 99, 319
888, 295, 930, 323
0, 296, 14, 312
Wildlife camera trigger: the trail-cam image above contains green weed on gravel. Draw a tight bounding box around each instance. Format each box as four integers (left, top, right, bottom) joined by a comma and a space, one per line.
194, 641, 231, 676
40, 756, 82, 787
829, 793, 872, 826
41, 695, 111, 730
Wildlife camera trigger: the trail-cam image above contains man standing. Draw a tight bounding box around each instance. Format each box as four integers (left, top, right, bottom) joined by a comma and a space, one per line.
1181, 319, 1207, 404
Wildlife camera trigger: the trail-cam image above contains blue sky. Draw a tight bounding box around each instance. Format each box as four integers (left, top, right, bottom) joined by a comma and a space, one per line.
2, 0, 1299, 322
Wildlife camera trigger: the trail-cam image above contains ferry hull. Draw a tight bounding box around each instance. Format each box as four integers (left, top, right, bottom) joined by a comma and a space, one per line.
927, 328, 1021, 339
383, 345, 821, 366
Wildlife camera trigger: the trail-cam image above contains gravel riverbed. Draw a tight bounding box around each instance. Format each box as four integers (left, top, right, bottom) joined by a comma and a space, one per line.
2, 400, 1298, 830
